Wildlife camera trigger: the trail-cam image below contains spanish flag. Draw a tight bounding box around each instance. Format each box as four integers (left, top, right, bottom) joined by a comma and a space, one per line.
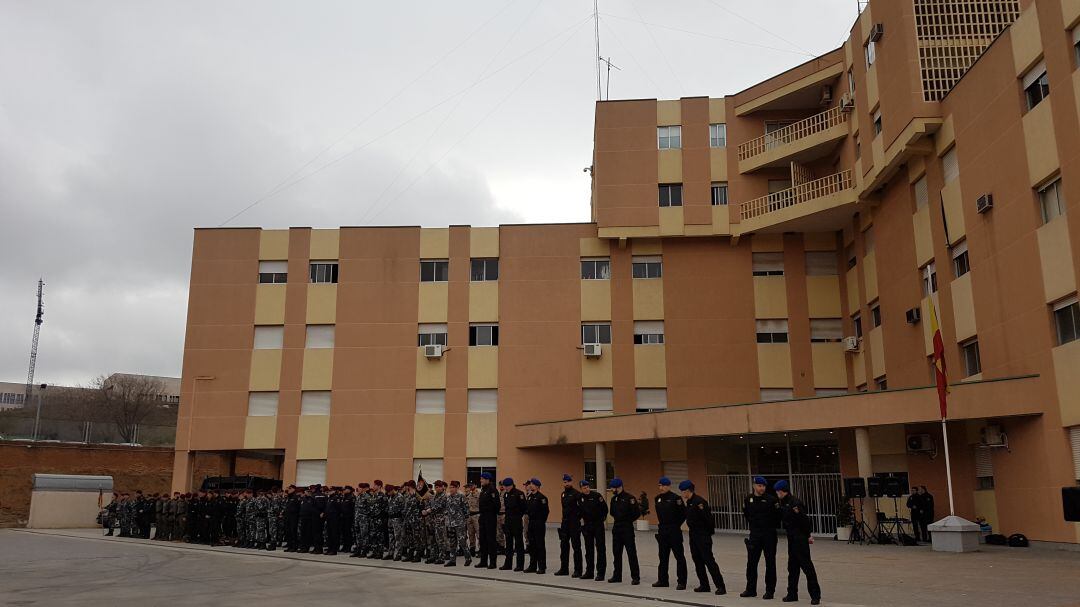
929, 298, 949, 419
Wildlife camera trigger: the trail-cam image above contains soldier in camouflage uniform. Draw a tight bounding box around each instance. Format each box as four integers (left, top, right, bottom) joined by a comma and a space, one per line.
252, 489, 271, 550
117, 494, 131, 537
444, 480, 471, 567
369, 480, 388, 558
388, 484, 406, 560
465, 482, 479, 556
350, 483, 371, 557
423, 480, 448, 564
234, 491, 249, 548
416, 479, 434, 560
269, 487, 284, 550
403, 480, 423, 562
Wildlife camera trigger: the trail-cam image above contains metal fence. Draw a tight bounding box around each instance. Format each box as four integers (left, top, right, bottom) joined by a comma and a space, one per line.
0, 416, 175, 447
706, 473, 843, 536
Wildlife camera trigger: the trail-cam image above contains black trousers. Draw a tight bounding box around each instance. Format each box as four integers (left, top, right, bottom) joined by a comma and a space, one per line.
527, 522, 547, 570
611, 524, 639, 581
582, 522, 606, 576
785, 534, 821, 600
656, 525, 687, 585
745, 533, 778, 593
285, 514, 299, 550
478, 515, 498, 565
558, 523, 582, 573
913, 517, 931, 542
340, 517, 353, 551
688, 532, 725, 589
502, 519, 525, 568
325, 518, 340, 552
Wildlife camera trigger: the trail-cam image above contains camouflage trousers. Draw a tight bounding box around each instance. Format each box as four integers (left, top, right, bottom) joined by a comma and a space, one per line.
255, 518, 268, 544
353, 518, 369, 553
369, 520, 386, 553
467, 514, 478, 552
446, 523, 468, 560
391, 519, 405, 558
431, 519, 447, 560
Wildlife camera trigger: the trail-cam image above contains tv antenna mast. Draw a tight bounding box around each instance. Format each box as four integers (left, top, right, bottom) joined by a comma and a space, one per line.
593, 0, 602, 100
600, 56, 620, 101
25, 278, 44, 405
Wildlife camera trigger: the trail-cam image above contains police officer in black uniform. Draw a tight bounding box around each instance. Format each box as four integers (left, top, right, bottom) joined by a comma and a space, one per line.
578, 479, 607, 581
475, 472, 500, 569
284, 486, 301, 552
554, 473, 583, 577
653, 476, 688, 590
741, 475, 781, 599
499, 477, 526, 571
776, 480, 821, 605
299, 486, 318, 553
523, 478, 549, 574
680, 480, 726, 595
324, 486, 341, 555
607, 478, 640, 585
340, 486, 355, 553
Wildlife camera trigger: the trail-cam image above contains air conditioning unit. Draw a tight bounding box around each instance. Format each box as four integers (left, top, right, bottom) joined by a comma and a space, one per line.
869, 23, 884, 42
583, 343, 603, 358
424, 344, 444, 359
843, 336, 860, 352
840, 93, 855, 112
820, 85, 833, 104
906, 433, 935, 454
976, 193, 993, 214
981, 424, 1008, 448
906, 307, 921, 324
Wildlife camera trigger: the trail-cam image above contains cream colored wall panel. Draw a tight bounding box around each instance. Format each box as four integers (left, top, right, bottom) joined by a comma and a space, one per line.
659, 206, 684, 236
708, 98, 726, 122
710, 148, 728, 182
243, 416, 277, 450
469, 282, 499, 322
846, 269, 859, 314
580, 280, 612, 321
249, 349, 282, 391
1054, 340, 1080, 427
751, 234, 784, 252
657, 100, 681, 125
803, 232, 837, 252
581, 351, 613, 388
470, 227, 499, 258
940, 180, 967, 245
259, 230, 290, 260
418, 282, 449, 323
853, 350, 866, 387
811, 342, 847, 388
950, 274, 978, 342
912, 207, 934, 268
757, 344, 793, 388
634, 345, 667, 388
301, 349, 334, 391
419, 228, 450, 258
416, 348, 447, 389
868, 326, 886, 379
754, 276, 788, 319
296, 415, 330, 460
309, 229, 340, 260
466, 413, 498, 457
863, 251, 879, 302
1037, 218, 1078, 303
712, 205, 730, 235
306, 284, 337, 325
579, 237, 610, 257
921, 297, 935, 356
1010, 5, 1043, 75
468, 346, 499, 388
1023, 99, 1059, 186
807, 276, 842, 318
658, 149, 683, 183
632, 279, 665, 320
254, 284, 286, 325
413, 414, 445, 458
631, 239, 662, 255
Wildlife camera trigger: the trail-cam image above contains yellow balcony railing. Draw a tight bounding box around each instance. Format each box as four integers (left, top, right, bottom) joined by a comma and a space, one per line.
740, 170, 853, 221
737, 106, 848, 162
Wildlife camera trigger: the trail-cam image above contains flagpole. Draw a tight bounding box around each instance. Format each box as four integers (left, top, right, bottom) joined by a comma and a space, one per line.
940, 417, 956, 516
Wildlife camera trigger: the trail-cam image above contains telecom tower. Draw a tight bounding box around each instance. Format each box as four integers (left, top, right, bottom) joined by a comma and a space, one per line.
25, 278, 44, 406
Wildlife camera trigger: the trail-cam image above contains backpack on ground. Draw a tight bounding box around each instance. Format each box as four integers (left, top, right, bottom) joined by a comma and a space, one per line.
1007, 533, 1029, 547
985, 533, 1008, 545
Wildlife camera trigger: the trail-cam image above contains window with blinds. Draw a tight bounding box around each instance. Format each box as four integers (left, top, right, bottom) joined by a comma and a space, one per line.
301, 391, 331, 415
914, 176, 929, 210
661, 461, 689, 487
975, 447, 994, 489
247, 392, 279, 416
1070, 427, 1080, 481
760, 388, 794, 402
942, 148, 959, 183
752, 252, 784, 276
810, 319, 843, 342
583, 388, 614, 413
296, 460, 327, 487
305, 325, 335, 349
633, 320, 665, 345
415, 390, 446, 414
467, 389, 498, 413
413, 458, 444, 484
806, 252, 838, 276
756, 319, 789, 344
635, 388, 667, 413
254, 326, 284, 349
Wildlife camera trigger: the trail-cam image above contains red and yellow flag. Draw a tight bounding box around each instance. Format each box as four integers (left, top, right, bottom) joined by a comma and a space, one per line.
929, 298, 949, 419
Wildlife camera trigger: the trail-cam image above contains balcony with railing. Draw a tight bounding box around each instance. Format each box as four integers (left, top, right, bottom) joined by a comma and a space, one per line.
737, 106, 850, 173
738, 169, 857, 233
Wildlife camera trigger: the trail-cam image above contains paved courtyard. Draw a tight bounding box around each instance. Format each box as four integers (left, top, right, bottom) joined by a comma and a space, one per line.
2, 528, 1080, 607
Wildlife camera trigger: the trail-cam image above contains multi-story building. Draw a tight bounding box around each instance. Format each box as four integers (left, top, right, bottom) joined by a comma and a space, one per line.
175, 0, 1080, 545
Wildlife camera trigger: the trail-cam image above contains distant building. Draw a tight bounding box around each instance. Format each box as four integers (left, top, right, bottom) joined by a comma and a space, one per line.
0, 373, 180, 410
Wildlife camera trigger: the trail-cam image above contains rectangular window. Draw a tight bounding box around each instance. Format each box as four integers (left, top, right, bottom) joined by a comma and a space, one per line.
470, 258, 499, 281
631, 255, 662, 279
752, 252, 784, 276
296, 460, 327, 487
418, 323, 448, 347
420, 259, 449, 282
306, 324, 335, 349
300, 391, 332, 415
659, 184, 683, 207
853, 313, 863, 339
1023, 60, 1049, 110
871, 302, 882, 328
710, 182, 729, 206
810, 319, 843, 343
914, 176, 929, 210
865, 39, 876, 68
1039, 178, 1066, 224
1069, 427, 1080, 482
633, 320, 665, 345
709, 123, 727, 148
1074, 27, 1080, 68
975, 448, 995, 490
952, 240, 970, 277
581, 258, 611, 280
846, 245, 857, 269
942, 147, 959, 183
657, 125, 682, 149
415, 389, 446, 414
872, 109, 882, 136
875, 376, 888, 391
466, 458, 497, 487
806, 251, 838, 276
635, 388, 668, 413
467, 389, 498, 413
254, 326, 284, 349
247, 392, 279, 416
922, 262, 938, 297
816, 388, 848, 397
413, 458, 444, 484
258, 261, 288, 284
309, 261, 338, 284
760, 388, 794, 402
848, 68, 856, 97
756, 319, 789, 344
469, 323, 499, 346
582, 323, 612, 345
855, 135, 861, 160
960, 338, 981, 377
583, 388, 614, 413
1053, 296, 1080, 346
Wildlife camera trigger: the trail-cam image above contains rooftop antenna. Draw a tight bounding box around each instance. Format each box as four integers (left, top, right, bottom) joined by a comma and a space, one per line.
600, 56, 621, 100
25, 278, 44, 405
593, 0, 602, 100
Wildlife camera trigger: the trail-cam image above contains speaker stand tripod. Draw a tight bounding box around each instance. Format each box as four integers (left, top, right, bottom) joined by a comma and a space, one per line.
848, 497, 876, 545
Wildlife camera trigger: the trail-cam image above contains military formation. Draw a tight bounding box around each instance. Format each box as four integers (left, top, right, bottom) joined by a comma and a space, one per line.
104, 474, 822, 605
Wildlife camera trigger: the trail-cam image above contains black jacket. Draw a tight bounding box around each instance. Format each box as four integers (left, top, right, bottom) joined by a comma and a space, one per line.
526, 491, 550, 526
503, 488, 526, 519
684, 494, 714, 535
578, 490, 608, 525
561, 487, 582, 526
478, 485, 500, 518
744, 492, 781, 536
654, 491, 686, 528
610, 491, 639, 527
779, 494, 812, 537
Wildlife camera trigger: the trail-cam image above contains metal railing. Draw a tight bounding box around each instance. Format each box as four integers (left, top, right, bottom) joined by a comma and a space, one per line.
740, 170, 853, 221
737, 106, 848, 162
706, 473, 842, 536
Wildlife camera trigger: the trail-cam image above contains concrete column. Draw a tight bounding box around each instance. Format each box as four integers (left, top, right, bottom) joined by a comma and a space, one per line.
595, 442, 608, 492
854, 427, 876, 533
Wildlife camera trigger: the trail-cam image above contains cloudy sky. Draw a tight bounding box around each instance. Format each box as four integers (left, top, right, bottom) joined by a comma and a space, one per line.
0, 0, 855, 386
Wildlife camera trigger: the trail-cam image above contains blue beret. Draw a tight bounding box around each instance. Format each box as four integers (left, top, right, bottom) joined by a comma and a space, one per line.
480, 472, 493, 480
753, 476, 767, 486
501, 477, 514, 487
658, 477, 671, 486
562, 474, 573, 482
609, 478, 623, 489
579, 479, 590, 487
678, 480, 694, 492
774, 480, 789, 492
530, 478, 541, 487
